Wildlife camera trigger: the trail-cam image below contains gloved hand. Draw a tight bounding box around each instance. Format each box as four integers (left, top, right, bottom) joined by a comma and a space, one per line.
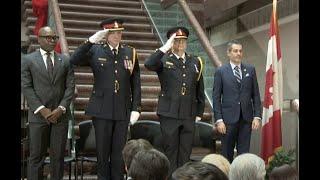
130, 111, 140, 125
88, 29, 109, 43
47, 107, 63, 124
159, 33, 176, 53
195, 116, 201, 122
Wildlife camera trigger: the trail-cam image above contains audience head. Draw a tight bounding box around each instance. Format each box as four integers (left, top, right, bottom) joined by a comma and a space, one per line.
122, 139, 153, 171
202, 153, 231, 176
128, 149, 170, 180
172, 161, 228, 180
229, 153, 266, 180
269, 164, 298, 180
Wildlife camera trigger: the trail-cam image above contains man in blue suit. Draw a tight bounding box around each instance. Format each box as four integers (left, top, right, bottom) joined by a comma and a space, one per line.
212, 40, 262, 162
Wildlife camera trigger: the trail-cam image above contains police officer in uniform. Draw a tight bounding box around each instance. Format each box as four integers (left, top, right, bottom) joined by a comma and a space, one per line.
144, 27, 205, 176
70, 18, 141, 180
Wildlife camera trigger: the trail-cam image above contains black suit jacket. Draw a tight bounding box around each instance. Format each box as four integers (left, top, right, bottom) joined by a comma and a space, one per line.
212, 63, 261, 124
145, 50, 205, 119
21, 50, 75, 123
70, 41, 141, 120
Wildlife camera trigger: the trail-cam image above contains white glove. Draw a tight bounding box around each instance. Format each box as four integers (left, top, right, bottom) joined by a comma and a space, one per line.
130, 111, 140, 125
159, 33, 176, 53
88, 29, 109, 43
195, 116, 201, 122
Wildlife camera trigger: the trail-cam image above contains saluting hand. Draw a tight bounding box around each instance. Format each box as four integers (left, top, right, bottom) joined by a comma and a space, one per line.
160, 33, 176, 53
89, 29, 109, 43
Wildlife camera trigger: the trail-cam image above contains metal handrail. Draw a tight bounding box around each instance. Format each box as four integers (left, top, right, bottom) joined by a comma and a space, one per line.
177, 0, 222, 68
141, 0, 164, 45
48, 0, 70, 57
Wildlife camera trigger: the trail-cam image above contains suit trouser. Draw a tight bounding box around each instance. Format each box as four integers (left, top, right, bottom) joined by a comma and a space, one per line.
160, 116, 195, 177
221, 112, 252, 163
28, 121, 68, 180
92, 118, 129, 180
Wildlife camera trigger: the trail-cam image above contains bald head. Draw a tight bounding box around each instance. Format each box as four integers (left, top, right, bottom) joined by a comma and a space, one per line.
37, 26, 58, 52
38, 26, 54, 36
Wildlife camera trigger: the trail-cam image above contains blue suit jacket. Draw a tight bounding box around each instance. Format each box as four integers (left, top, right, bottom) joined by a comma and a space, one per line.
212, 63, 261, 124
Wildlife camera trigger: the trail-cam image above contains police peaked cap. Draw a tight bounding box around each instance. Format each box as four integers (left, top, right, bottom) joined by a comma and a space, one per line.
100, 17, 125, 31
166, 26, 189, 39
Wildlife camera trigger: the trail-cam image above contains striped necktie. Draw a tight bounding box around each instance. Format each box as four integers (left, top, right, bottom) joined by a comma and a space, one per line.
46, 52, 54, 79
234, 66, 241, 83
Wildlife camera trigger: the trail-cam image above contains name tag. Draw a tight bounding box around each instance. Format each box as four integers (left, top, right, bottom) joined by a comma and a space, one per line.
98, 57, 107, 62
166, 61, 173, 66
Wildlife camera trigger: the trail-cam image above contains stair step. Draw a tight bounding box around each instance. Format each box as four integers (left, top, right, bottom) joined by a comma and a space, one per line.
28, 35, 161, 49
26, 17, 153, 32
28, 44, 157, 54
55, 10, 149, 23
58, 0, 141, 8
27, 26, 157, 40
57, 3, 145, 16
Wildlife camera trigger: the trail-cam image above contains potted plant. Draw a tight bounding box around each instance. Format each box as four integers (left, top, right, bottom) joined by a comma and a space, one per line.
266, 147, 296, 179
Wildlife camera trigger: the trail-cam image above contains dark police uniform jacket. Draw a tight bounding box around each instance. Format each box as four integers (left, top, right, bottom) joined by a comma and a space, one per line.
145, 50, 205, 119
70, 41, 141, 120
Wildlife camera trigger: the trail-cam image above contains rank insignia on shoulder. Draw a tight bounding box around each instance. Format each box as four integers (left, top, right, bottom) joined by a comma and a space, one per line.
194, 64, 199, 73
98, 57, 107, 61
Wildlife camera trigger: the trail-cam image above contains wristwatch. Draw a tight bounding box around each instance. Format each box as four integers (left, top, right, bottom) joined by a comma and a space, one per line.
58, 106, 66, 114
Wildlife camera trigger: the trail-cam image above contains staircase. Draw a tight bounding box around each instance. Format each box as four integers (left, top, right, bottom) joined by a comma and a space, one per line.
24, 0, 212, 127
23, 0, 214, 178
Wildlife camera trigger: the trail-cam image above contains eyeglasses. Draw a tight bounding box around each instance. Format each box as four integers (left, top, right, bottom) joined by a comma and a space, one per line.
39, 35, 59, 41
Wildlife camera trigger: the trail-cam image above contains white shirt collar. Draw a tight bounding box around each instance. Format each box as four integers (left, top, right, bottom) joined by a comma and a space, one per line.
108, 43, 119, 51
40, 48, 54, 57
173, 52, 186, 61
230, 61, 241, 70
39, 48, 55, 67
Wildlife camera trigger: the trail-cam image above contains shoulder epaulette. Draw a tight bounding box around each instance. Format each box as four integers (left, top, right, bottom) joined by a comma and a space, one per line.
196, 56, 203, 81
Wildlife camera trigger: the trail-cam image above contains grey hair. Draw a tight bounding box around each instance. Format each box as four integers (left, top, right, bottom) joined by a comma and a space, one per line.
229, 153, 266, 180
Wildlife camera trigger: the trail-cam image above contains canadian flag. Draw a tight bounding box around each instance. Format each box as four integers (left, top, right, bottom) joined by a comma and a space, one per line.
261, 0, 283, 163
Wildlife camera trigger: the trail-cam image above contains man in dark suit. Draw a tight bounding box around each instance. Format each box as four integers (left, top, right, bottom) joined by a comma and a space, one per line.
145, 27, 205, 176
21, 26, 75, 180
212, 40, 262, 162
70, 18, 141, 180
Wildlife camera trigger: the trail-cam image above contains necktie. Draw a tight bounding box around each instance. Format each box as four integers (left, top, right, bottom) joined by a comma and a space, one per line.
112, 48, 117, 57
179, 57, 185, 64
46, 52, 54, 79
234, 66, 241, 83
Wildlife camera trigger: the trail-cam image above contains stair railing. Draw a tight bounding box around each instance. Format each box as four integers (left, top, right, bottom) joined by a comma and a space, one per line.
48, 0, 70, 57
141, 0, 164, 45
